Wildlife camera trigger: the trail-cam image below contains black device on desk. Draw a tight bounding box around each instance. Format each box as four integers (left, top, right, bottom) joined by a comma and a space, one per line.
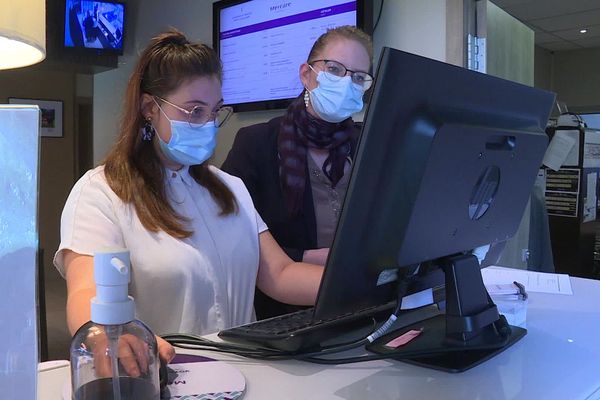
218, 47, 555, 371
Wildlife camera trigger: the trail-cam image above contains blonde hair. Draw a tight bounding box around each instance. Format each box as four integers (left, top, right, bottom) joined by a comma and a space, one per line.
307, 25, 373, 63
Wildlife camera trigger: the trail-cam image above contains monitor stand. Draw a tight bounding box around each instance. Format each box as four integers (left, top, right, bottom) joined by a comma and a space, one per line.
366, 254, 527, 373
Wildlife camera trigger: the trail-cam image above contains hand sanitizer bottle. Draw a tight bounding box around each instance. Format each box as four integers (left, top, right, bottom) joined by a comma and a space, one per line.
70, 248, 160, 399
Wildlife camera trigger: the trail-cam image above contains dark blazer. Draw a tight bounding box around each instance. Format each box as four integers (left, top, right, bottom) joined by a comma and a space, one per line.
221, 116, 360, 318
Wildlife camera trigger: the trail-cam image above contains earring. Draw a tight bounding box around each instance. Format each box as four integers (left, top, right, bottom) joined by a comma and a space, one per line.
142, 117, 155, 141
304, 90, 310, 108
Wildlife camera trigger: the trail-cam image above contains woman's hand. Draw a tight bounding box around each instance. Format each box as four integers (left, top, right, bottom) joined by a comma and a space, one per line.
157, 335, 176, 364
87, 330, 149, 378
84, 330, 175, 378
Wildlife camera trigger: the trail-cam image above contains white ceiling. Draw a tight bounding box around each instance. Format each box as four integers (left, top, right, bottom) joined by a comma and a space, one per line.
493, 0, 600, 51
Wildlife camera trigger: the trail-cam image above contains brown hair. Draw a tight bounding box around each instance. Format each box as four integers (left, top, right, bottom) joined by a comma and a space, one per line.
103, 29, 237, 239
307, 25, 373, 63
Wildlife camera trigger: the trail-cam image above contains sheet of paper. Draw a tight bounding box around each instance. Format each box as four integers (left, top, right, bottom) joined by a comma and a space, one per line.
481, 266, 573, 295
542, 130, 578, 171
583, 172, 597, 222
583, 130, 600, 168
400, 288, 433, 310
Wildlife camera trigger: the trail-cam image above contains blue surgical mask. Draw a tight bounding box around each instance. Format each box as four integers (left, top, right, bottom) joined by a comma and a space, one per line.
308, 71, 364, 123
157, 117, 218, 166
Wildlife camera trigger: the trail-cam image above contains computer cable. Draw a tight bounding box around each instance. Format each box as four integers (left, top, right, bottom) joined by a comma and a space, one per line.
161, 333, 287, 359
162, 317, 378, 360
162, 274, 416, 362
300, 284, 514, 365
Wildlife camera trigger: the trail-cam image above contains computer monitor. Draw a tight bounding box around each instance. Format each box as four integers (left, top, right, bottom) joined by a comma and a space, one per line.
219, 46, 554, 369
314, 47, 554, 371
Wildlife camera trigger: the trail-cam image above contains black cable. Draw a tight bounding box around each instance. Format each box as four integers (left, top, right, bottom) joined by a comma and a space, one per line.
299, 347, 449, 365
162, 274, 423, 364
163, 268, 512, 366
373, 0, 385, 33
162, 317, 377, 361
162, 276, 415, 363
162, 334, 284, 356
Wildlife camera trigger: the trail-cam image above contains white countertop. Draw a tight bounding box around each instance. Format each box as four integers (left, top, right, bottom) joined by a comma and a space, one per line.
39, 275, 600, 400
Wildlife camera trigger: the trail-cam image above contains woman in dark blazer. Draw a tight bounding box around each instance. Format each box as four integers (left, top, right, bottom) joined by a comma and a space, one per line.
222, 26, 373, 319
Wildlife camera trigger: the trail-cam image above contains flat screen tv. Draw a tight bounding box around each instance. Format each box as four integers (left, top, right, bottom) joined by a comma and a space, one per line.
581, 113, 600, 130
64, 0, 126, 54
213, 0, 372, 112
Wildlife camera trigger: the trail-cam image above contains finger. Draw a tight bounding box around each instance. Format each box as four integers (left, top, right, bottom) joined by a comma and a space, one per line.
87, 334, 112, 378
157, 336, 176, 363
123, 334, 149, 374
92, 346, 113, 378
118, 338, 141, 378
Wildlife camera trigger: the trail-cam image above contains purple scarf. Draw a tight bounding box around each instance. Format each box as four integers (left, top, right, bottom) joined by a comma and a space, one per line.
278, 94, 356, 215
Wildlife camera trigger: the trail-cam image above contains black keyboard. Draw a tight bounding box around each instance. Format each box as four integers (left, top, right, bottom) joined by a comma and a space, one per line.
226, 308, 318, 336
218, 286, 446, 353
218, 304, 394, 353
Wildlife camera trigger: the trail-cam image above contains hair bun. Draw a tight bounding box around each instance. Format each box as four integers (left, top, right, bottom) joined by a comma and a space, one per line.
157, 28, 190, 46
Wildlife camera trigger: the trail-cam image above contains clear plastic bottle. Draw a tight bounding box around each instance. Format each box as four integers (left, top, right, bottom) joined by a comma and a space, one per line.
70, 248, 160, 399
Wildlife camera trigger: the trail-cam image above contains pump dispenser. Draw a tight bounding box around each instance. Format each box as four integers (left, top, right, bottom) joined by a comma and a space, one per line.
70, 249, 160, 399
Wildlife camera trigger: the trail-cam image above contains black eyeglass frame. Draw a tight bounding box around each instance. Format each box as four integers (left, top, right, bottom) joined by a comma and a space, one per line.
308, 59, 374, 90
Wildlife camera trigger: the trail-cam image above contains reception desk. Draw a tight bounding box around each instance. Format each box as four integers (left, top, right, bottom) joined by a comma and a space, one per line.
39, 275, 600, 399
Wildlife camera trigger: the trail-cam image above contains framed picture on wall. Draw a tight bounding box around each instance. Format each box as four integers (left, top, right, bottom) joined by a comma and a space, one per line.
8, 98, 64, 138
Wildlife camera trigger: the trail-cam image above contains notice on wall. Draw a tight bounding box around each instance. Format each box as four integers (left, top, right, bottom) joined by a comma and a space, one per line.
542, 130, 579, 171
545, 168, 580, 217
583, 130, 600, 168
583, 172, 598, 223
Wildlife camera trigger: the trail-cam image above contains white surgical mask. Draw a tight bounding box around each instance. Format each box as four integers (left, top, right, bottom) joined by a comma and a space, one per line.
307, 71, 364, 123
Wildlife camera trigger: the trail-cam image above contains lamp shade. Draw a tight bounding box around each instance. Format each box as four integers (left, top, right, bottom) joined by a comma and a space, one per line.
0, 0, 46, 70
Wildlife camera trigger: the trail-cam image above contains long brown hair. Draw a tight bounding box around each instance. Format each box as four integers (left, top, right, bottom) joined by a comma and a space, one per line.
104, 29, 237, 239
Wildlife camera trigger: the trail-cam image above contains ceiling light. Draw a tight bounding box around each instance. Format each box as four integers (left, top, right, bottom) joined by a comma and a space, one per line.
0, 1, 46, 70
580, 29, 588, 34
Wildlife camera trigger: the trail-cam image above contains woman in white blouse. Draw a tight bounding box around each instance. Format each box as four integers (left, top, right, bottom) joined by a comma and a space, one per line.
54, 29, 323, 369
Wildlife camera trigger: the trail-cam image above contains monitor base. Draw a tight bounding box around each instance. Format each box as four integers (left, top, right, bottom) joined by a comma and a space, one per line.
366, 314, 527, 373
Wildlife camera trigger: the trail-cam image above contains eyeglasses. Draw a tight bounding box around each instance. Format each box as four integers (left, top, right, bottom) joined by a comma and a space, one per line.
309, 59, 373, 90
154, 96, 233, 128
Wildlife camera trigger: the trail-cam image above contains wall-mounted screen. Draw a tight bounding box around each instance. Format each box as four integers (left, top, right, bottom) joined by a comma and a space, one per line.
64, 0, 126, 54
581, 113, 600, 130
213, 0, 370, 111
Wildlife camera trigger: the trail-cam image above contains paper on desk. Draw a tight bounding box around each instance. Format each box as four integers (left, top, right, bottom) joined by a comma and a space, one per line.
482, 266, 573, 295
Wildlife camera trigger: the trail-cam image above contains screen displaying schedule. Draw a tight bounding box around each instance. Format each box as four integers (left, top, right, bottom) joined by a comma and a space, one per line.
218, 0, 358, 106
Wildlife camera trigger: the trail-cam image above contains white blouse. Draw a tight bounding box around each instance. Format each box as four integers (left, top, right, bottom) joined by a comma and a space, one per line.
54, 165, 268, 336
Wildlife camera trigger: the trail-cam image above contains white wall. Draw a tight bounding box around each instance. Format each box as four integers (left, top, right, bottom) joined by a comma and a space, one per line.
93, 0, 452, 165
373, 0, 447, 65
